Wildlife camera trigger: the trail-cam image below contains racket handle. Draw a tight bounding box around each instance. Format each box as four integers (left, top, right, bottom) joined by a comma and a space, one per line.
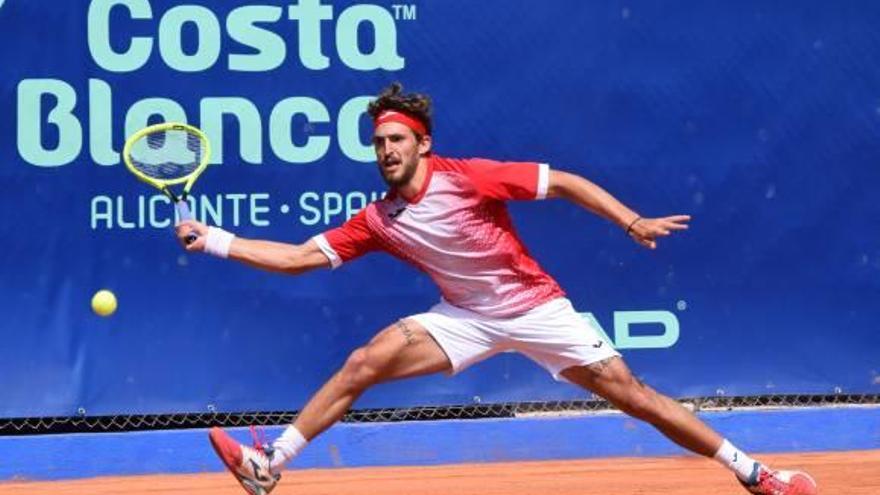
175, 201, 198, 245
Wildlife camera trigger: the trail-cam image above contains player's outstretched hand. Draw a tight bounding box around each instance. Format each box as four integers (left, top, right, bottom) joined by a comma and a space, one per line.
175, 220, 209, 252
627, 215, 690, 249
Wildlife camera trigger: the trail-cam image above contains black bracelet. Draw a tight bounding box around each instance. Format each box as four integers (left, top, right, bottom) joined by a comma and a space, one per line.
625, 216, 642, 235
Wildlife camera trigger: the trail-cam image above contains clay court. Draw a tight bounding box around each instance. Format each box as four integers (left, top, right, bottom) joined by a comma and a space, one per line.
2, 451, 877, 494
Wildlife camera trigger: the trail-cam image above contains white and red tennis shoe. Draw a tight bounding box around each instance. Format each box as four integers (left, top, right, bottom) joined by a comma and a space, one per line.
739, 463, 818, 495
208, 426, 280, 495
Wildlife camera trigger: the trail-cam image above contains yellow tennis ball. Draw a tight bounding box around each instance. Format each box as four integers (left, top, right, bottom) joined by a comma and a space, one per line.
91, 290, 117, 317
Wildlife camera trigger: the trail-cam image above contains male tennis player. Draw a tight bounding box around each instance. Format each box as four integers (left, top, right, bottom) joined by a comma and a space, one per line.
177, 83, 817, 495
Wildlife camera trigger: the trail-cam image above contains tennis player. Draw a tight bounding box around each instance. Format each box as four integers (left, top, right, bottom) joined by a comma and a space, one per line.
177, 83, 817, 495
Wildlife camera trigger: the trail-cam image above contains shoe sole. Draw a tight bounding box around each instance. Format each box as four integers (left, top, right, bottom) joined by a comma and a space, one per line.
792, 472, 818, 495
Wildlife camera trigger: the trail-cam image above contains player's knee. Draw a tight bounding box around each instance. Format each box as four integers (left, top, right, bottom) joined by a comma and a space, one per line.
614, 385, 661, 422
339, 347, 381, 391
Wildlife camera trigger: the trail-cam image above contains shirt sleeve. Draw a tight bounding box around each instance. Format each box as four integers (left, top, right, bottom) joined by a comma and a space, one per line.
311, 209, 379, 269
461, 158, 550, 201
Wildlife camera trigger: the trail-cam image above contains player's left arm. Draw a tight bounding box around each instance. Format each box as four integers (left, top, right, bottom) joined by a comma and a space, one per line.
546, 170, 690, 249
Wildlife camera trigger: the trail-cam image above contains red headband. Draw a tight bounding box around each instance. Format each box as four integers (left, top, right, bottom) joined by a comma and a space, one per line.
373, 110, 428, 135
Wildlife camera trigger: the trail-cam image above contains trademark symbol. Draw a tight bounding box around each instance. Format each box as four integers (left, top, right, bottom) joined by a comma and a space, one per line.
391, 4, 417, 21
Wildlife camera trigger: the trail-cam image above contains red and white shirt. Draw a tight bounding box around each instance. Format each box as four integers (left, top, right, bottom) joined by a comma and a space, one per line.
312, 155, 565, 318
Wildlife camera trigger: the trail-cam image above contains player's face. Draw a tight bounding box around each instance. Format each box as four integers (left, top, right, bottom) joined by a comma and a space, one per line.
373, 122, 431, 187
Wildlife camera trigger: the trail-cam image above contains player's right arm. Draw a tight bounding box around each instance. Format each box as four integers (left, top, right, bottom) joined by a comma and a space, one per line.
228, 237, 331, 274
175, 220, 331, 275
175, 207, 379, 274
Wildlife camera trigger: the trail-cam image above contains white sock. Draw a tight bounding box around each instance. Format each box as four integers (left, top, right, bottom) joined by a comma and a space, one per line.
714, 439, 761, 482
270, 425, 308, 474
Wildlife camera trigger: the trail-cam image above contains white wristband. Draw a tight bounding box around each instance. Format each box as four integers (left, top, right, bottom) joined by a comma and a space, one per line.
204, 227, 235, 258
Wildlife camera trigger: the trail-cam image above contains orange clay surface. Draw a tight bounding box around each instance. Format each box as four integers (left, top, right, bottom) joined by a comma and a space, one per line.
1, 450, 877, 495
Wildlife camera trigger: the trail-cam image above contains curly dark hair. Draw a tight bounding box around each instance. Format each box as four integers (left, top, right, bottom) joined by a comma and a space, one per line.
367, 82, 433, 135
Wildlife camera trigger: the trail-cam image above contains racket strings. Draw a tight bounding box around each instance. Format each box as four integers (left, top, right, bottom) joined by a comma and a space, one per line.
129, 130, 205, 181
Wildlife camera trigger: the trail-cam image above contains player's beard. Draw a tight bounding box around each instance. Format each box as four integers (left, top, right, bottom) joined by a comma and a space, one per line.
380, 155, 419, 187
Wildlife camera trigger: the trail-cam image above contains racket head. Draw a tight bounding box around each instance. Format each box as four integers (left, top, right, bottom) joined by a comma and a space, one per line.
122, 122, 211, 196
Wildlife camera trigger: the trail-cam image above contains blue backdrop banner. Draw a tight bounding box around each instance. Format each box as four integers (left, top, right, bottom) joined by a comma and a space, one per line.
1, 0, 878, 418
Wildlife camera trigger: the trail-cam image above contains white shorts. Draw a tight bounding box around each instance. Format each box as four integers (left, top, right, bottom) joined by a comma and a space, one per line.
408, 297, 620, 381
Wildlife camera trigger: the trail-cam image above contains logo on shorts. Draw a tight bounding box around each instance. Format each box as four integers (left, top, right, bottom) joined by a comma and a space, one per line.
592, 340, 604, 348
388, 206, 407, 219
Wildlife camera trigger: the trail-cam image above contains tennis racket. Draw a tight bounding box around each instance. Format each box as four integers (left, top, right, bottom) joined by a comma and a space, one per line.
122, 122, 210, 244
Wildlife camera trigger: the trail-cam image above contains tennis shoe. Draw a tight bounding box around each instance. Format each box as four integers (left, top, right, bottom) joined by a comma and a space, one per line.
209, 426, 280, 495
739, 462, 818, 495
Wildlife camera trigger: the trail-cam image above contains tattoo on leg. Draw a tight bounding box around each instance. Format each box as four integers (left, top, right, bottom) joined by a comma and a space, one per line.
396, 320, 416, 346
586, 356, 618, 379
